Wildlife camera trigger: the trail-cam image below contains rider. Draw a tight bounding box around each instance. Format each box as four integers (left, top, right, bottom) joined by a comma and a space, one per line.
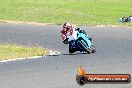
61, 22, 92, 44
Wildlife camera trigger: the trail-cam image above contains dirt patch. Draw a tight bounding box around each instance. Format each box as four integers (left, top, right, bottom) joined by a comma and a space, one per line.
0, 20, 55, 25
0, 20, 132, 28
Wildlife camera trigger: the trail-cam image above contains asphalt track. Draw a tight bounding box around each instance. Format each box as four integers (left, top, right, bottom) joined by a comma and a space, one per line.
0, 23, 132, 88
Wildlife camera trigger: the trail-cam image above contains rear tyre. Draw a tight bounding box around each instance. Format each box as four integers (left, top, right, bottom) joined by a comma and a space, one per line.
69, 43, 75, 53
78, 40, 92, 54
69, 47, 74, 53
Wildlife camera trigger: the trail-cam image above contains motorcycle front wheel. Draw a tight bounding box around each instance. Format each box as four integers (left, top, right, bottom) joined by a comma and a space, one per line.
91, 45, 96, 53
78, 40, 92, 54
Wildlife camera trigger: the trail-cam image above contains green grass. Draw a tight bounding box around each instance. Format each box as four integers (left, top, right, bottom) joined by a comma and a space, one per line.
0, 0, 132, 26
0, 44, 48, 60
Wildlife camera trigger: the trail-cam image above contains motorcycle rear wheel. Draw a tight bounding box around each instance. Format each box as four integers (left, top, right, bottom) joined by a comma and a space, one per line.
69, 43, 75, 53
69, 47, 75, 53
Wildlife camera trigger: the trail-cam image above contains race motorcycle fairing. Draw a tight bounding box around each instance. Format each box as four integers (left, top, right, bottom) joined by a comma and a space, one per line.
66, 29, 96, 54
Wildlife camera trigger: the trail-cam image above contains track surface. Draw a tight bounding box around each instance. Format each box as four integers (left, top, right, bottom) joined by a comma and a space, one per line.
0, 23, 132, 88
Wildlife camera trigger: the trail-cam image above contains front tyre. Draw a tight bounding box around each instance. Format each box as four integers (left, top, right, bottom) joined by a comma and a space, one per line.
91, 45, 96, 53
78, 40, 92, 54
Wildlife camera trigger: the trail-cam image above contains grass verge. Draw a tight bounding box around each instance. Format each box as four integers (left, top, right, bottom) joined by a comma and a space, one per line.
0, 44, 48, 61
0, 0, 132, 26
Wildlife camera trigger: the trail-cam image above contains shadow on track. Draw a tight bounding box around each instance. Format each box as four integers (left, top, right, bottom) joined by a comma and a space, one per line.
62, 52, 88, 56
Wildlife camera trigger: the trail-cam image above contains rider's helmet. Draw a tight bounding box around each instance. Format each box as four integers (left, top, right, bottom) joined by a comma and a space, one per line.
63, 22, 72, 32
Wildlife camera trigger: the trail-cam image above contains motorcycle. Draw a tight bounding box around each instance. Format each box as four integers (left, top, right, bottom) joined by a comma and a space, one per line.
65, 29, 96, 54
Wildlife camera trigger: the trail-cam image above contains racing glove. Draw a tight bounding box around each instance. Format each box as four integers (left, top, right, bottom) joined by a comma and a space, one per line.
63, 38, 68, 44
